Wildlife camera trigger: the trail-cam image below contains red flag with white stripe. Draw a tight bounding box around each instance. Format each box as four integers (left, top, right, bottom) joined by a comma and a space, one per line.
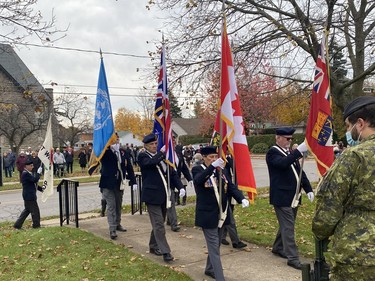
214, 18, 257, 202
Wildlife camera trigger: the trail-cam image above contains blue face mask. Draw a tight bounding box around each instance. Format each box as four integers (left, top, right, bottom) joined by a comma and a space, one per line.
345, 124, 360, 147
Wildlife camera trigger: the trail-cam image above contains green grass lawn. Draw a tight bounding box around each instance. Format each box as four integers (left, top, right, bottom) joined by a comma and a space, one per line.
0, 223, 192, 281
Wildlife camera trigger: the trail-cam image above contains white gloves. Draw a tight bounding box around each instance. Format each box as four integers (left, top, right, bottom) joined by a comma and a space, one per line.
307, 192, 314, 203
212, 158, 225, 169
188, 180, 194, 189
160, 145, 166, 153
179, 188, 186, 198
297, 142, 308, 157
37, 167, 43, 174
241, 199, 249, 208
297, 142, 308, 153
132, 184, 138, 191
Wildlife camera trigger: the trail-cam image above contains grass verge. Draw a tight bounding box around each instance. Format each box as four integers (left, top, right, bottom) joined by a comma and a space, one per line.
0, 223, 192, 281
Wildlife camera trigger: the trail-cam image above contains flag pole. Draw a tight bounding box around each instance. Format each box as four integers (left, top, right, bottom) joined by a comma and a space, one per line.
162, 35, 171, 206
217, 0, 227, 219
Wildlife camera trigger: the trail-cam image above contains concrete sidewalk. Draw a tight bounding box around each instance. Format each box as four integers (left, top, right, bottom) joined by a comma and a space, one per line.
45, 212, 309, 281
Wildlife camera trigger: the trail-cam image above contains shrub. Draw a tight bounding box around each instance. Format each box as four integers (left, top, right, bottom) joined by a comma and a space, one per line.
251, 143, 269, 154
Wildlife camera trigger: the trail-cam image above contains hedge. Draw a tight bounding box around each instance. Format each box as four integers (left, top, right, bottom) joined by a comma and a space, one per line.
179, 133, 306, 153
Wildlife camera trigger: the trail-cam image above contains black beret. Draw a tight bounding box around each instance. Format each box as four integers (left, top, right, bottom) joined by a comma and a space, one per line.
142, 133, 157, 144
200, 146, 218, 156
25, 159, 33, 165
343, 96, 375, 120
275, 127, 295, 136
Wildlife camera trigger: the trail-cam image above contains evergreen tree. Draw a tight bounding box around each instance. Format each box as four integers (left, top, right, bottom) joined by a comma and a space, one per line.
169, 90, 182, 118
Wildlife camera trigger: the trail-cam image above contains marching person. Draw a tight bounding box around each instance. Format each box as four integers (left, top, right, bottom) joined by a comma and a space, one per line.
138, 133, 185, 263
312, 96, 375, 281
99, 134, 127, 240
266, 127, 314, 270
14, 158, 44, 229
192, 146, 249, 280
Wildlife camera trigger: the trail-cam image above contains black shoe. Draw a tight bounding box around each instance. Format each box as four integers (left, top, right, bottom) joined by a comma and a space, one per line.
110, 231, 117, 240
171, 226, 180, 232
272, 250, 288, 259
149, 248, 162, 256
13, 225, 22, 230
100, 212, 105, 217
32, 225, 42, 229
287, 261, 302, 270
163, 253, 174, 262
204, 271, 216, 279
221, 239, 230, 245
116, 225, 127, 232
233, 241, 247, 249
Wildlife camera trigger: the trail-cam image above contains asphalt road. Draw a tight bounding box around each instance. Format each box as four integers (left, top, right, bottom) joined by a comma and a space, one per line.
0, 158, 320, 223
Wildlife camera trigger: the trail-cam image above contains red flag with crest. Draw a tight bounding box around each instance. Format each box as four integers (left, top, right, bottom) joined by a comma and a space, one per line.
305, 33, 334, 176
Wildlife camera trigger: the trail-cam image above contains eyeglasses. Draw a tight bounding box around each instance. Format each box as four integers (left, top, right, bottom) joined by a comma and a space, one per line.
281, 136, 294, 141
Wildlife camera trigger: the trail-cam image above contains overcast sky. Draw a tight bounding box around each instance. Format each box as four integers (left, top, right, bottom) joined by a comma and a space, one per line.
15, 0, 164, 115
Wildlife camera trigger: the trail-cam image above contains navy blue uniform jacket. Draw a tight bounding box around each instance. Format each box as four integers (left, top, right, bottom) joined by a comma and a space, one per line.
99, 148, 121, 190
266, 145, 313, 207
192, 164, 244, 229
138, 151, 183, 205
21, 170, 41, 201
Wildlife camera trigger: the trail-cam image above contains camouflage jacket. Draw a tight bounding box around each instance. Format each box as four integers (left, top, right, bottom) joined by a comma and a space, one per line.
312, 134, 375, 267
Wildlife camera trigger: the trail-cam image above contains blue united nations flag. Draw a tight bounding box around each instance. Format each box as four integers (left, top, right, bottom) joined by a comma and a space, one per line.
88, 53, 116, 175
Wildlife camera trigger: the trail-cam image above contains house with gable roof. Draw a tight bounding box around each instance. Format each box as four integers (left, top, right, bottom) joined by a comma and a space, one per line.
0, 44, 56, 152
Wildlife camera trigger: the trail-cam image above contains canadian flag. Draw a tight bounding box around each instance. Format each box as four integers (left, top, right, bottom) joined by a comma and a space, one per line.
213, 18, 257, 202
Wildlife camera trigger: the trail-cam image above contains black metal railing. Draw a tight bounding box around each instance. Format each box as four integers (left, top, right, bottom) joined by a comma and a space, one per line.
131, 174, 146, 215
57, 179, 79, 227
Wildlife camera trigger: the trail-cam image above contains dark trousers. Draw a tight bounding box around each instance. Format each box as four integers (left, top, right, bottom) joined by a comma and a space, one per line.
273, 205, 299, 262
66, 162, 73, 173
203, 227, 225, 281
14, 200, 41, 228
147, 203, 171, 254
222, 206, 240, 244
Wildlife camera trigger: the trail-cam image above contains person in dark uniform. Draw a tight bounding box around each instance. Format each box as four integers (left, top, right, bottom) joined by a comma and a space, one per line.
192, 146, 249, 280
266, 127, 314, 270
99, 134, 127, 240
138, 133, 185, 263
166, 137, 193, 232
14, 159, 44, 229
221, 150, 248, 249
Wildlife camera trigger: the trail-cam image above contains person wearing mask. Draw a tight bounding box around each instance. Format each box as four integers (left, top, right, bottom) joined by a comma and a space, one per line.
99, 134, 127, 240
192, 146, 249, 280
138, 133, 185, 262
14, 159, 44, 229
312, 96, 375, 281
266, 127, 314, 270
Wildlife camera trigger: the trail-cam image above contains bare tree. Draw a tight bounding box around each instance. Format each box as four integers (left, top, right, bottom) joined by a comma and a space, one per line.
0, 85, 52, 153
150, 0, 375, 111
54, 90, 93, 147
0, 0, 66, 45
136, 87, 155, 121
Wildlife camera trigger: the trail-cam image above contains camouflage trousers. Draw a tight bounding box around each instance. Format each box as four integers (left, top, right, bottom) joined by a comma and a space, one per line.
330, 264, 375, 281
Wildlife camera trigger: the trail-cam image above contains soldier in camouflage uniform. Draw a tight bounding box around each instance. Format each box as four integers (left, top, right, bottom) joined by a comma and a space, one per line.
312, 96, 375, 281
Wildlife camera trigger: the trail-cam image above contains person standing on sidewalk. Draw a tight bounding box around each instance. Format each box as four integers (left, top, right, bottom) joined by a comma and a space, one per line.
192, 146, 249, 280
138, 133, 185, 263
266, 127, 314, 270
99, 135, 127, 240
312, 96, 375, 281
14, 158, 44, 229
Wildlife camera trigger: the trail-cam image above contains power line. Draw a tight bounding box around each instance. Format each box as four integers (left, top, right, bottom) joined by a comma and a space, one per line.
14, 42, 150, 59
